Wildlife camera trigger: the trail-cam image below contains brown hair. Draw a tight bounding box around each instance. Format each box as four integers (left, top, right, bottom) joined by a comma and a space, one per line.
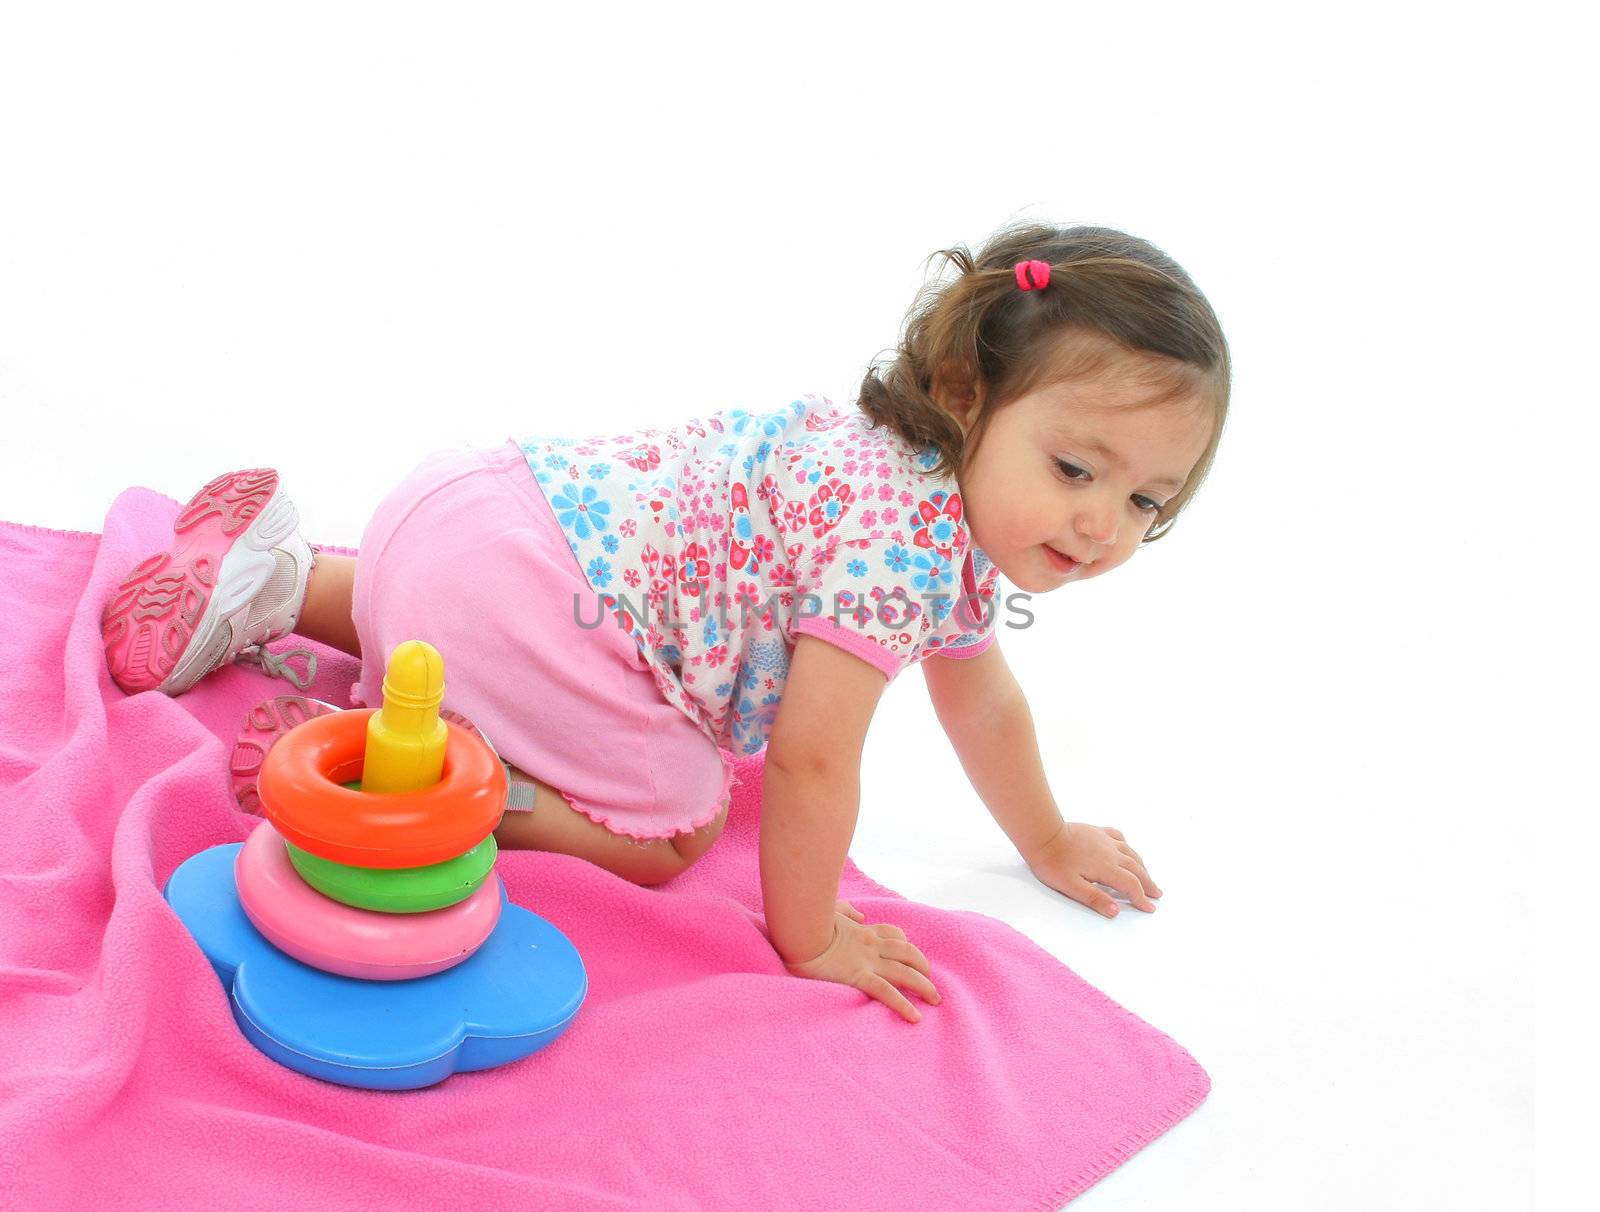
856, 221, 1231, 543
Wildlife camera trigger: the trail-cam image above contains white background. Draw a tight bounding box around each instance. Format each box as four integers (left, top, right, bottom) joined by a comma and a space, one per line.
2, 3, 1586, 1208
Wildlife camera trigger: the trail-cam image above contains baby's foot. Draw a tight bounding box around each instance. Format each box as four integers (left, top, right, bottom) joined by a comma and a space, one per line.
230, 694, 342, 815
102, 469, 315, 696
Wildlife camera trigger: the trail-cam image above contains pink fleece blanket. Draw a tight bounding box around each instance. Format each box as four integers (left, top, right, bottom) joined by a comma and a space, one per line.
0, 487, 1209, 1211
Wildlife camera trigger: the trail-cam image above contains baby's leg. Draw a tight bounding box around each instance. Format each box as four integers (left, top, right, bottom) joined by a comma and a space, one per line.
297, 550, 732, 885
495, 765, 723, 887
296, 553, 361, 657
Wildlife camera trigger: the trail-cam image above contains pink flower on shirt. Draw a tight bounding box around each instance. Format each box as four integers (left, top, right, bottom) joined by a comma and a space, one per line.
911, 491, 967, 562
728, 482, 763, 576
679, 543, 710, 597
807, 479, 855, 537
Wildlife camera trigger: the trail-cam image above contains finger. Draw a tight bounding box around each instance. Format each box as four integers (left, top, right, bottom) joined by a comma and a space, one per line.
1116, 846, 1162, 897
1104, 826, 1125, 841
883, 958, 941, 1005
1068, 875, 1120, 918
835, 899, 866, 922
872, 922, 908, 943
882, 936, 933, 979
869, 974, 926, 1023
1104, 865, 1158, 912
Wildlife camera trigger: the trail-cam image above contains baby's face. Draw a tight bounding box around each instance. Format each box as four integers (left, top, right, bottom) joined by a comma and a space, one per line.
949, 364, 1214, 594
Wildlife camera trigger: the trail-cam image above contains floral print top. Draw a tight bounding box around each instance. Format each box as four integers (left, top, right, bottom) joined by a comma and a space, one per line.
517, 393, 1001, 756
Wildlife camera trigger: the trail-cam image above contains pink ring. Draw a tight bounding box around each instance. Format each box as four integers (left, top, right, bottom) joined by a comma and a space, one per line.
234, 821, 501, 981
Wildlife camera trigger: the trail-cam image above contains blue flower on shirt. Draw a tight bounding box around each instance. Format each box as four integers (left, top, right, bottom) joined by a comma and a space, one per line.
926, 593, 956, 625
550, 483, 611, 539
727, 408, 792, 438
741, 440, 776, 480
754, 692, 781, 728
601, 533, 620, 553
883, 544, 912, 573
586, 557, 613, 587
846, 558, 867, 578
910, 551, 955, 594
914, 444, 941, 471
734, 692, 781, 746
543, 453, 570, 471
703, 614, 720, 648
586, 463, 611, 480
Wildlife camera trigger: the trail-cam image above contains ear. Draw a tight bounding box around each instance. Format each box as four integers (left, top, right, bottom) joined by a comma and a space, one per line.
931, 363, 986, 432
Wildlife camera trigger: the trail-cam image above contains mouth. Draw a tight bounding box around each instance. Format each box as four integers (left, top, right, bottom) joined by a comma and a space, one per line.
1044, 546, 1081, 575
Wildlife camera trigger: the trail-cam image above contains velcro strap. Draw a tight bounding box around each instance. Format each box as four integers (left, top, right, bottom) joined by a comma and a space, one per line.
503, 763, 540, 811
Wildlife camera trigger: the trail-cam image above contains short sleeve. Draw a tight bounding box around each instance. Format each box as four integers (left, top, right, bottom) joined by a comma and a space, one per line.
933, 618, 996, 660
931, 546, 1000, 660
790, 485, 981, 682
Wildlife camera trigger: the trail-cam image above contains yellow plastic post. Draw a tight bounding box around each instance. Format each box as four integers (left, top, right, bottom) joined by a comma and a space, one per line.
362, 640, 448, 794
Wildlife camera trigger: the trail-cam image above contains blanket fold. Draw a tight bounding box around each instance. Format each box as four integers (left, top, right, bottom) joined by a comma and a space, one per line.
0, 487, 1208, 1212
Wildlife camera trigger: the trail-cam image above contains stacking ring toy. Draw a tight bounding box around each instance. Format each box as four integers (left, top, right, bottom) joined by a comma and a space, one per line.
285, 835, 499, 913
259, 710, 507, 868
235, 821, 501, 980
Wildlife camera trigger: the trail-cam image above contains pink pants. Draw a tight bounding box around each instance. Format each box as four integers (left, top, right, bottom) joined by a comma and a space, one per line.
348, 439, 735, 841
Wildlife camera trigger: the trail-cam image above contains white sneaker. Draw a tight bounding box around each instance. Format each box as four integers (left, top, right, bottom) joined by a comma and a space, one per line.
101, 468, 318, 696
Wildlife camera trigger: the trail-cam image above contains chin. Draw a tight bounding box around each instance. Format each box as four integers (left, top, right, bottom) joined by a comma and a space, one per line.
1010, 566, 1064, 594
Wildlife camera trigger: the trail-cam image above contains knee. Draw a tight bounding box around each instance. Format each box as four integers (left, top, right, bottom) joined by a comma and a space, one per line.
620, 844, 688, 887
666, 799, 730, 869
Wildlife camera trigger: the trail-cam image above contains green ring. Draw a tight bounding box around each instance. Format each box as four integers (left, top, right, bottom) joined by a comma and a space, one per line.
285, 833, 498, 913
284, 780, 498, 912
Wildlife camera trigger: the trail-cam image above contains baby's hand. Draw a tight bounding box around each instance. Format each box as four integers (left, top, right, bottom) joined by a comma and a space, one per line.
1025, 823, 1162, 918
782, 900, 942, 1023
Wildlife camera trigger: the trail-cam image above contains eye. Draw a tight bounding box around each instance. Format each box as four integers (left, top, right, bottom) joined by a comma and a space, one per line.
1052, 458, 1089, 481
1056, 459, 1164, 514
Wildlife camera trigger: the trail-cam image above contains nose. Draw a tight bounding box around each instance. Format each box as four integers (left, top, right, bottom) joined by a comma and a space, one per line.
1074, 503, 1119, 549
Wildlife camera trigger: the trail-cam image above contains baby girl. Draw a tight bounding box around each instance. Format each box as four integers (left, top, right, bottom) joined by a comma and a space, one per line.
101, 219, 1230, 1024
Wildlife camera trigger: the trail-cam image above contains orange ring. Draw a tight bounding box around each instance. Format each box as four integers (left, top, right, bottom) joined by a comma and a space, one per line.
259, 710, 507, 868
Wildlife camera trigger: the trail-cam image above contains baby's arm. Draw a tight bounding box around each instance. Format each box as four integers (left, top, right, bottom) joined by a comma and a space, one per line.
762, 635, 940, 1021
922, 640, 1162, 917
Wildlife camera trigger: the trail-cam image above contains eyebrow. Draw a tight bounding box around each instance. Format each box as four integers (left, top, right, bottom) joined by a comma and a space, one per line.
1058, 432, 1188, 494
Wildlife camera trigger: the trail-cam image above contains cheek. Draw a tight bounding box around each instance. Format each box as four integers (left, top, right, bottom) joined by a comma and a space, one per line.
1094, 543, 1138, 576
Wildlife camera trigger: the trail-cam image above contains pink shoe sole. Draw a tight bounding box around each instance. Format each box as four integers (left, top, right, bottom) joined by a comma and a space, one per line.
231, 695, 342, 815
229, 698, 491, 816
101, 468, 289, 695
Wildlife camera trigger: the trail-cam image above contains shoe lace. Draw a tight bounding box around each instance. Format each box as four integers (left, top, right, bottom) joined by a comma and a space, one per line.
238, 642, 318, 691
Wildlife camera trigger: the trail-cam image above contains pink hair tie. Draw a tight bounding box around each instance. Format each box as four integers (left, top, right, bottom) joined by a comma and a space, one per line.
1014, 259, 1051, 291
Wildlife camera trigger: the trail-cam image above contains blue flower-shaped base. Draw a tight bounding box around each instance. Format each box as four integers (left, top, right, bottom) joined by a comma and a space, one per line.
164, 843, 587, 1091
